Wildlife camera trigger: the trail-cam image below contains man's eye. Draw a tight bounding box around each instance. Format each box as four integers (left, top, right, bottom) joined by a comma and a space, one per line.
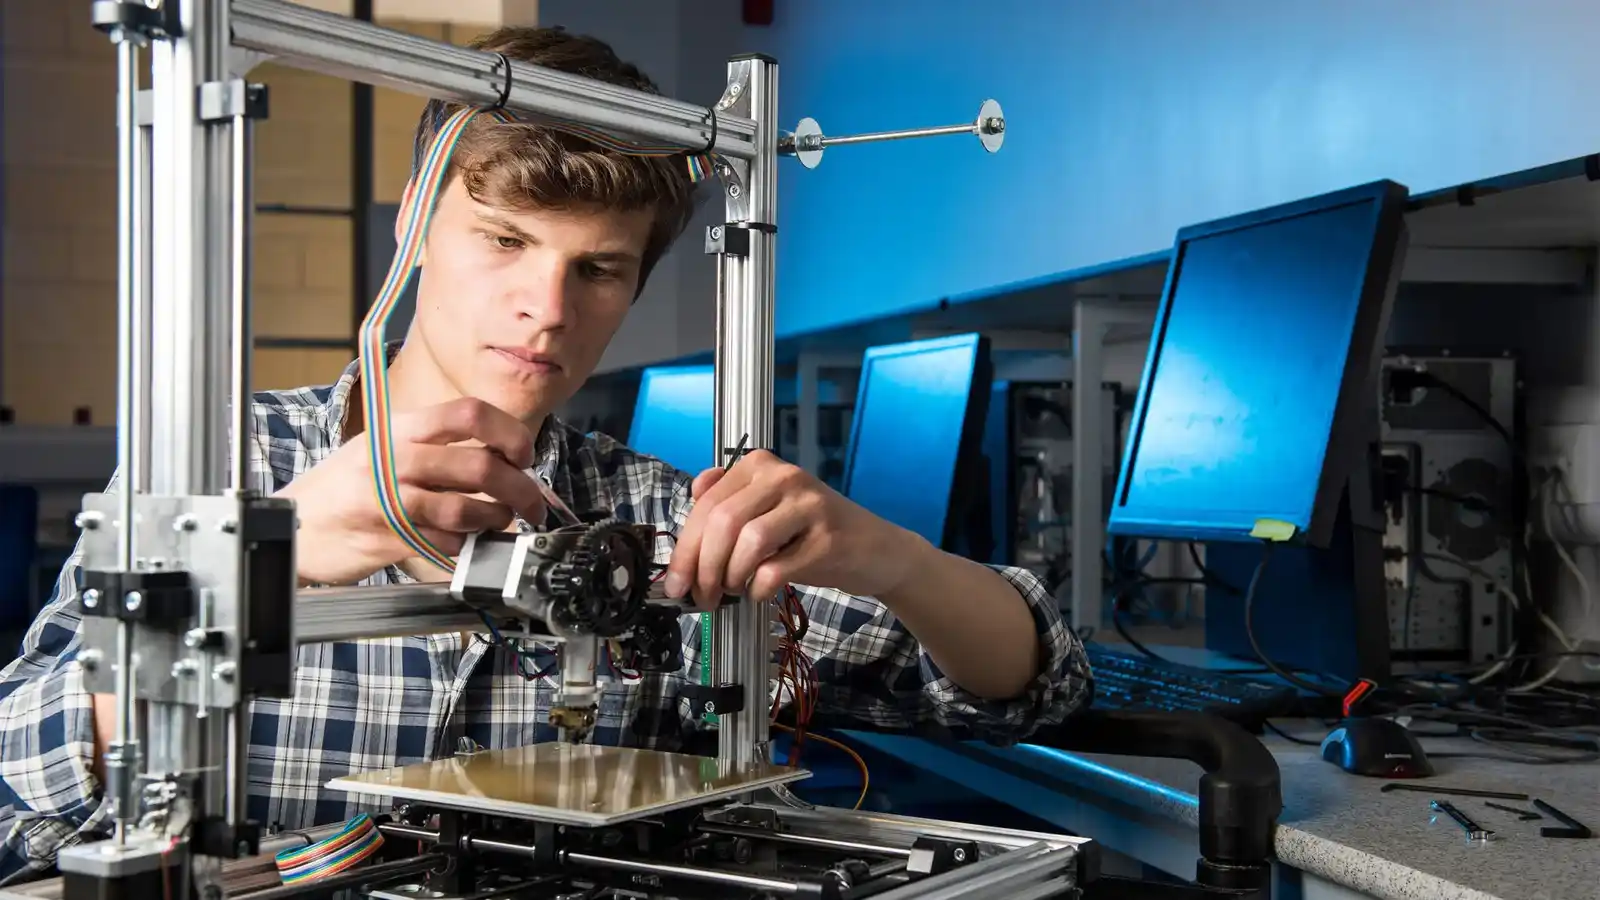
580, 262, 618, 281
494, 235, 524, 250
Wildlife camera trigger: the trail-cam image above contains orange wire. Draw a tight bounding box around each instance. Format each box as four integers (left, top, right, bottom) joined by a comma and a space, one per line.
771, 723, 869, 811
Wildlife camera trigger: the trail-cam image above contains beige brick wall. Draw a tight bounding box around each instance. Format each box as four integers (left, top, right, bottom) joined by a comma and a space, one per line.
1, 3, 494, 423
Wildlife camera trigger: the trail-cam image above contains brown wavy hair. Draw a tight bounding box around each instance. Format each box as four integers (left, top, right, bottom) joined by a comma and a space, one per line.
411, 26, 701, 293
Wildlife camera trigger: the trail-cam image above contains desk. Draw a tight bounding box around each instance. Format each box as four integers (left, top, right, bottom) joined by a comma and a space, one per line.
844, 723, 1598, 900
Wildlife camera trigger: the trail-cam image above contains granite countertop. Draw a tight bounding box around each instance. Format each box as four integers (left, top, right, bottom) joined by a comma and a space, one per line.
974, 723, 1599, 900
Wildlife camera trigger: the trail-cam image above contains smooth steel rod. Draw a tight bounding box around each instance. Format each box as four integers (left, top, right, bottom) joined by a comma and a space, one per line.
295, 584, 486, 643
110, 34, 143, 848
229, 0, 757, 159
813, 122, 975, 148
373, 826, 800, 895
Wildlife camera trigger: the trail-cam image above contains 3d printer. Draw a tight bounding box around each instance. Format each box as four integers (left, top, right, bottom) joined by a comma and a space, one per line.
0, 3, 1285, 898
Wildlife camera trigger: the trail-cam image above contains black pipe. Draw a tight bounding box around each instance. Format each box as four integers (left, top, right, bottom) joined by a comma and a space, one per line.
1029, 710, 1280, 874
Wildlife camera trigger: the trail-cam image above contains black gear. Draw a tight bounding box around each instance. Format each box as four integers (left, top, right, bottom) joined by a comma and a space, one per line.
542, 520, 646, 637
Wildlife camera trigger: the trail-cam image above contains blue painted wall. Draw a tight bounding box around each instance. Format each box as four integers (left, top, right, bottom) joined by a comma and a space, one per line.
764, 0, 1600, 339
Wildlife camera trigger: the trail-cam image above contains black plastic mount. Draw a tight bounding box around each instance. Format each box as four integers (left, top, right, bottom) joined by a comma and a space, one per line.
679, 682, 744, 719
90, 0, 179, 39
190, 816, 261, 859
79, 570, 194, 626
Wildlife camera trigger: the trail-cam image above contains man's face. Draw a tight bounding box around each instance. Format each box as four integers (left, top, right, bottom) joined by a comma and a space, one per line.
403, 177, 654, 421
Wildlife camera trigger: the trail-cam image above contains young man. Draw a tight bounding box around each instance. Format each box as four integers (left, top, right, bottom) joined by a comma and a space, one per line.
0, 25, 1090, 884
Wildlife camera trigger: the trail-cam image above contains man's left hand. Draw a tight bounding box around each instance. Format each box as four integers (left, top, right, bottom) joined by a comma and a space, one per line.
662, 450, 923, 609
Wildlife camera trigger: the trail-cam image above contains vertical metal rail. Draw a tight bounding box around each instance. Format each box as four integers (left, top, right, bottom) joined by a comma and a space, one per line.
713, 55, 779, 766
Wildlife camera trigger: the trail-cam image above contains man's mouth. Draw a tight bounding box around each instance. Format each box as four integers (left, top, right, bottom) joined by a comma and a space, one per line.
491, 347, 563, 373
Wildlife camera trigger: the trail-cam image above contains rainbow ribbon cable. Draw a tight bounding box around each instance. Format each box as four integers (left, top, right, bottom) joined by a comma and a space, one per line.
359, 103, 721, 574
274, 813, 386, 885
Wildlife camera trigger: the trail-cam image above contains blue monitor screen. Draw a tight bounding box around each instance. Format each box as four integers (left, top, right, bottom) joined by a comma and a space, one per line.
1110, 196, 1387, 541
844, 334, 986, 547
628, 365, 714, 475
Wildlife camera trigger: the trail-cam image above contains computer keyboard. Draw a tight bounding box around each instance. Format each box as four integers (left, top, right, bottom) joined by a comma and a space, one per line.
1084, 644, 1299, 728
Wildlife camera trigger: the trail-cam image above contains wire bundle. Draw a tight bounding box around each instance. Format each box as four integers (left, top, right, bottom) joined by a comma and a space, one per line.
772, 584, 818, 751
274, 813, 385, 886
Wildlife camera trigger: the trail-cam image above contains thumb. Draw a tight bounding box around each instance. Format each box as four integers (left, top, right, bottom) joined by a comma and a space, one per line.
691, 467, 725, 500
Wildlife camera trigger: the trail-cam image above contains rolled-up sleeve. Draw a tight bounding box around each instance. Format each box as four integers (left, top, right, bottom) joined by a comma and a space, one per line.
797, 565, 1091, 744
0, 540, 111, 886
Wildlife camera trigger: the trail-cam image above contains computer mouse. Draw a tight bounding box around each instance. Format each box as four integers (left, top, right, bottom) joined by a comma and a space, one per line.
1320, 717, 1434, 778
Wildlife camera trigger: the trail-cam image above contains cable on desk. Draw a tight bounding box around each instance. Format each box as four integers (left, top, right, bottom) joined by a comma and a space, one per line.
1243, 542, 1347, 698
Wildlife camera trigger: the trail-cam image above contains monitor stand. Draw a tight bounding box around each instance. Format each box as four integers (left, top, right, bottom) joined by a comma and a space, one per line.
1201, 446, 1392, 686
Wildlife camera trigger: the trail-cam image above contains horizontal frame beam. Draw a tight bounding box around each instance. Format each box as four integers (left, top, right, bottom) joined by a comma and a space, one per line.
230, 0, 758, 159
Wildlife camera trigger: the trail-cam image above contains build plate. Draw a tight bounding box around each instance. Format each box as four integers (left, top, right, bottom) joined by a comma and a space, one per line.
327, 743, 810, 827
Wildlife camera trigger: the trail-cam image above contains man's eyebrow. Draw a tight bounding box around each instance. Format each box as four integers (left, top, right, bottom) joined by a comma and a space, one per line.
583, 250, 642, 265
474, 212, 537, 243
473, 212, 640, 264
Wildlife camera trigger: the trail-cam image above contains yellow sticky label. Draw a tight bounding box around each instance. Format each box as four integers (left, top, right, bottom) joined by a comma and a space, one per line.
1250, 518, 1297, 542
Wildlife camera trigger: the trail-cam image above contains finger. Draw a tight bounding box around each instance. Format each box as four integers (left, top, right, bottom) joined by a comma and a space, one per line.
693, 487, 783, 609
403, 487, 515, 534
724, 506, 807, 600
392, 397, 536, 468
748, 539, 815, 606
664, 464, 758, 600
691, 467, 724, 499
400, 445, 546, 521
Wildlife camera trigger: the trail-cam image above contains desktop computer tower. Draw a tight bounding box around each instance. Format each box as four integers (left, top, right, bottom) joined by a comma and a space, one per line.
1202, 352, 1519, 679
982, 380, 1126, 581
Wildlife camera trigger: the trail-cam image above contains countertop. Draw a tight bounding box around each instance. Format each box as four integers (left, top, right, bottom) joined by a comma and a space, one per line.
932, 722, 1600, 900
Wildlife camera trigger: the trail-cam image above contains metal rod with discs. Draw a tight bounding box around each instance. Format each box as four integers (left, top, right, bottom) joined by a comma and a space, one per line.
780, 99, 1006, 169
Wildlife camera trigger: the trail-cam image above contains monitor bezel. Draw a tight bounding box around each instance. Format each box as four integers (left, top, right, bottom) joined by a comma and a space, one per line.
1107, 179, 1410, 548
841, 332, 993, 551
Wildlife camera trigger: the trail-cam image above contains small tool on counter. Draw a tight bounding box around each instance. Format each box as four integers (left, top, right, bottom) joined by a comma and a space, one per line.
1381, 783, 1529, 801
1532, 800, 1593, 839
1431, 800, 1495, 842
1483, 801, 1542, 822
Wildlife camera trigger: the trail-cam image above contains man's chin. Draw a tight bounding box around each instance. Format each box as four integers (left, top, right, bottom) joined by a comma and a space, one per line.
475, 382, 559, 424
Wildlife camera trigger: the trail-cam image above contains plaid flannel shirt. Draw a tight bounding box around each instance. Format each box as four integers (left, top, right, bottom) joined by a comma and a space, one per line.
0, 355, 1091, 884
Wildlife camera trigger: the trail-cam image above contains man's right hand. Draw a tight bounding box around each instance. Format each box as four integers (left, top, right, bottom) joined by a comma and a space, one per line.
279, 398, 547, 585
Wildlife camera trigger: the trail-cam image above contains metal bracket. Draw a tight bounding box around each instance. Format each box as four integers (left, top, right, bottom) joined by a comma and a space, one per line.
198, 80, 270, 123
714, 62, 756, 224
75, 492, 297, 707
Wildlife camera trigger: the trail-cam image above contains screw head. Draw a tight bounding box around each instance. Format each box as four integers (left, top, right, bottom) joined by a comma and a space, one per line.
82, 589, 101, 609
704, 702, 717, 714
123, 591, 143, 612
953, 848, 967, 862
173, 514, 198, 532
79, 649, 104, 669
75, 512, 103, 530
728, 184, 742, 198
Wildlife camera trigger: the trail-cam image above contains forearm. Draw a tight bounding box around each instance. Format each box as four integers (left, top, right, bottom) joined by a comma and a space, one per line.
878, 532, 1042, 700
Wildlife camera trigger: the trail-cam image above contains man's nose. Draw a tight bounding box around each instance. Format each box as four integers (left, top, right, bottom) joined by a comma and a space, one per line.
513, 263, 574, 329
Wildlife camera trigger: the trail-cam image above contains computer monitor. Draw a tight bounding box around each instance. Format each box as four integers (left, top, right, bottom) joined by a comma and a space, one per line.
628, 365, 715, 475
1109, 180, 1409, 548
842, 333, 994, 556
1109, 180, 1410, 682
